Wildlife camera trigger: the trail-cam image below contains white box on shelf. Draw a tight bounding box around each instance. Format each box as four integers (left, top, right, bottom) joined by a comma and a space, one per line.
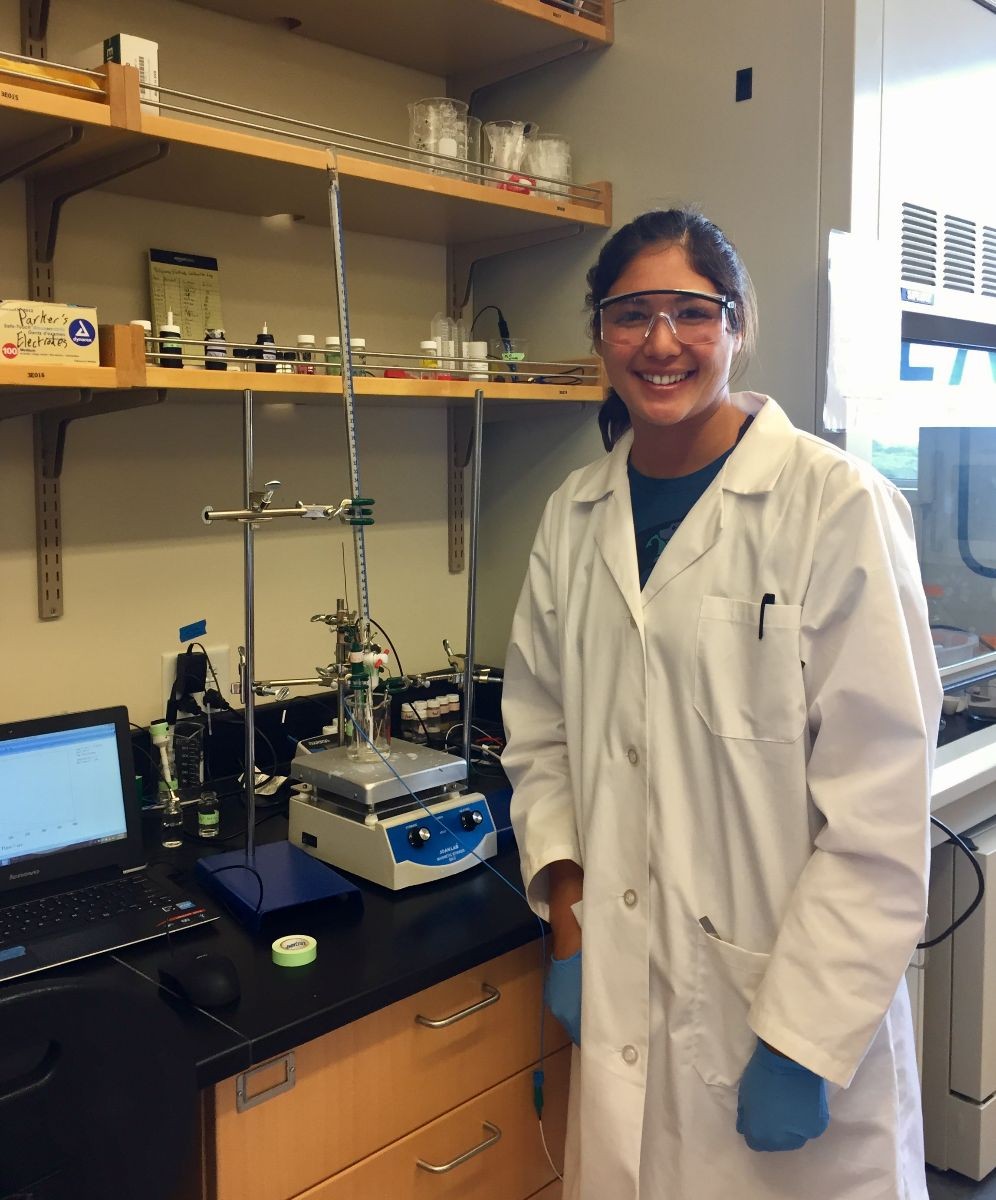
73, 34, 159, 113
0, 301, 100, 367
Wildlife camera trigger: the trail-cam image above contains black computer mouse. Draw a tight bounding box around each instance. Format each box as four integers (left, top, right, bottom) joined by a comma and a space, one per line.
159, 951, 241, 1009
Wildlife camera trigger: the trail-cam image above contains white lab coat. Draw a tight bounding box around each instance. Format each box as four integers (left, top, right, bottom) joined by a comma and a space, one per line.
503, 394, 942, 1200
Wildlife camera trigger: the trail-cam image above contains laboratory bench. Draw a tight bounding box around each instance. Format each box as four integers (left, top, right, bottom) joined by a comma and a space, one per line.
1, 772, 568, 1200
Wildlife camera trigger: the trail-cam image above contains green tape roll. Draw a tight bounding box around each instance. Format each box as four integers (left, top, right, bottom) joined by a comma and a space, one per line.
272, 934, 317, 967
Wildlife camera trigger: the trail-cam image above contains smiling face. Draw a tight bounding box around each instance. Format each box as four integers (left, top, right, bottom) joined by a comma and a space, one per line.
596, 242, 740, 441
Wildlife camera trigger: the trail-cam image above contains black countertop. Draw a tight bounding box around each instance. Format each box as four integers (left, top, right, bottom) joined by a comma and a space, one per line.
3, 776, 540, 1090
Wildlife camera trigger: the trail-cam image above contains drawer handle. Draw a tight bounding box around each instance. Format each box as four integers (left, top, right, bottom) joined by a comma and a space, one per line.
415, 983, 500, 1028
416, 1122, 502, 1174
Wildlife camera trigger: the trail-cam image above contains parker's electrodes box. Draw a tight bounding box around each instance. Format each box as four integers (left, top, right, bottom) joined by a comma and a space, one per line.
1, 301, 100, 366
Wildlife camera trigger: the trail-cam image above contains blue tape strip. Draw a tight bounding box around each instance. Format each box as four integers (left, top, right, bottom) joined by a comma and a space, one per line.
179, 620, 207, 643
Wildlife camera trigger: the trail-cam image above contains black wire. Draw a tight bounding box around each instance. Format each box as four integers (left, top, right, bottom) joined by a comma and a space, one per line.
229, 723, 281, 775
182, 804, 285, 845
127, 723, 160, 775
918, 815, 986, 948
369, 617, 406, 679
208, 862, 265, 914
470, 304, 504, 335
187, 642, 224, 696
367, 615, 436, 743
283, 693, 339, 722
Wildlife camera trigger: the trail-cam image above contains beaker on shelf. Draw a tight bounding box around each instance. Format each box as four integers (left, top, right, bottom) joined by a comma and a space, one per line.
467, 116, 483, 178
483, 120, 530, 188
526, 133, 572, 197
408, 97, 469, 176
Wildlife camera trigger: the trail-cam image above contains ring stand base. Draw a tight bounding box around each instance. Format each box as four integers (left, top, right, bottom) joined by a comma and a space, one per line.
196, 840, 360, 931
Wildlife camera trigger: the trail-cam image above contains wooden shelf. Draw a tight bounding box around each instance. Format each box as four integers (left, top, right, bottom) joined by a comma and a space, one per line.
144, 365, 603, 406
0, 74, 611, 242
0, 332, 602, 414
180, 0, 612, 79
0, 62, 148, 174
0, 77, 122, 166
105, 113, 609, 240
0, 363, 118, 389
0, 363, 120, 420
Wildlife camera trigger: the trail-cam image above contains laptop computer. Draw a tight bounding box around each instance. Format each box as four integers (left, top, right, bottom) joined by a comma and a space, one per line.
0, 705, 217, 983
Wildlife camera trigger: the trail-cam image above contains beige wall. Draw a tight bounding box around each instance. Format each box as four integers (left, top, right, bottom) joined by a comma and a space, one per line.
0, 0, 471, 724
472, 0, 850, 663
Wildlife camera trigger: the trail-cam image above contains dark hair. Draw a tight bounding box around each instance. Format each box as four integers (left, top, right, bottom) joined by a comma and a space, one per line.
586, 208, 758, 450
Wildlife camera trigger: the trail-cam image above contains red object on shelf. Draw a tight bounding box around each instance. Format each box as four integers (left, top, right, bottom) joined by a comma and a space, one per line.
498, 174, 536, 195
383, 368, 413, 378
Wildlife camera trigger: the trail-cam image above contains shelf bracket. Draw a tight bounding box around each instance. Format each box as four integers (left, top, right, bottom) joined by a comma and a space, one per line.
453, 37, 591, 105
28, 139, 171, 268
33, 389, 167, 620
448, 222, 587, 318
0, 125, 82, 188
20, 0, 49, 58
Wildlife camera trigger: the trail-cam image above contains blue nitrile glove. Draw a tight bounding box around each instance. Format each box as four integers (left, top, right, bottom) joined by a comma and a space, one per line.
545, 950, 582, 1045
736, 1040, 830, 1152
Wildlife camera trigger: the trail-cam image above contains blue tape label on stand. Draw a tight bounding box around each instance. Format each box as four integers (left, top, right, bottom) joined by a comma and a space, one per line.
0, 945, 27, 963
179, 620, 207, 642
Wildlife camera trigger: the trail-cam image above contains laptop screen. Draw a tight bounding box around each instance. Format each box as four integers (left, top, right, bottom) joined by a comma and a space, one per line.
0, 706, 143, 896
0, 722, 128, 869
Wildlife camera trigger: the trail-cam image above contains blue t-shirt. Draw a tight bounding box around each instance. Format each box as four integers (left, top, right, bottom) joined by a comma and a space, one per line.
628, 448, 735, 589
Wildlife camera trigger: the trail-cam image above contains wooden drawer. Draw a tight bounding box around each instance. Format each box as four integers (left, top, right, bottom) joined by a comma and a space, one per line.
528, 1184, 563, 1200
213, 943, 568, 1200
295, 1045, 570, 1200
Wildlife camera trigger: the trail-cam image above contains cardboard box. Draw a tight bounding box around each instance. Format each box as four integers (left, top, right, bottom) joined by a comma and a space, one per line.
74, 33, 159, 113
0, 302, 100, 366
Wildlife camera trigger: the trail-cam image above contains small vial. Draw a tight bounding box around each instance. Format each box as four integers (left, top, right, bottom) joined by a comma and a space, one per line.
276, 350, 295, 374
419, 339, 439, 380
401, 703, 418, 743
197, 790, 220, 839
463, 340, 489, 381
204, 328, 228, 371
159, 311, 182, 368
130, 319, 153, 363
296, 333, 316, 374
425, 698, 441, 737
350, 337, 368, 376
160, 784, 183, 849
324, 336, 341, 376
412, 701, 429, 744
254, 321, 277, 373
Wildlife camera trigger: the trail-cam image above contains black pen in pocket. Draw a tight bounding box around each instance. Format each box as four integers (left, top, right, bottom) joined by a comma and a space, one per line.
758, 593, 776, 640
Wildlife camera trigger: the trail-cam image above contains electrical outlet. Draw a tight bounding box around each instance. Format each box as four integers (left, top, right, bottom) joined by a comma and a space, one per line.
160, 644, 231, 718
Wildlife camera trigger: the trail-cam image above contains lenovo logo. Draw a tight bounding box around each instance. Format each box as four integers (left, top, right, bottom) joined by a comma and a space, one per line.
8, 868, 41, 881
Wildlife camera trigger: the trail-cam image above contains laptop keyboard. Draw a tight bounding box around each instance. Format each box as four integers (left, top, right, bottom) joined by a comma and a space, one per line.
0, 874, 185, 945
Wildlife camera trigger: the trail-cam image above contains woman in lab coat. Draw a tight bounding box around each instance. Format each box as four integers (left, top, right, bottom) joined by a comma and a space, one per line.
502, 208, 942, 1200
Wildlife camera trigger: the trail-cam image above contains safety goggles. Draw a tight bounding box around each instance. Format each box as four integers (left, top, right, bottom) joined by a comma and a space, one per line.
596, 288, 736, 347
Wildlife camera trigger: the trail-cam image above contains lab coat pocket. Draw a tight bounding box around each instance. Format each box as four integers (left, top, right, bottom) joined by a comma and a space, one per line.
693, 595, 805, 742
691, 919, 770, 1090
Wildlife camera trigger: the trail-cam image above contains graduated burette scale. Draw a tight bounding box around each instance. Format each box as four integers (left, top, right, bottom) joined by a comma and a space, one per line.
288, 741, 497, 890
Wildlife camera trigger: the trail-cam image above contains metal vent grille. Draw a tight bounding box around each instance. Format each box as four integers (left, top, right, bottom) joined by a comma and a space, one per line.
983, 226, 996, 299
943, 214, 977, 293
901, 203, 938, 286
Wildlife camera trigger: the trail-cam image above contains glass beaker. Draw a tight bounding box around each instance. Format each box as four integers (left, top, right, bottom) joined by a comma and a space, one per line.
526, 133, 572, 197
348, 687, 392, 763
408, 97, 469, 175
483, 120, 529, 187
491, 337, 529, 380
467, 116, 482, 178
